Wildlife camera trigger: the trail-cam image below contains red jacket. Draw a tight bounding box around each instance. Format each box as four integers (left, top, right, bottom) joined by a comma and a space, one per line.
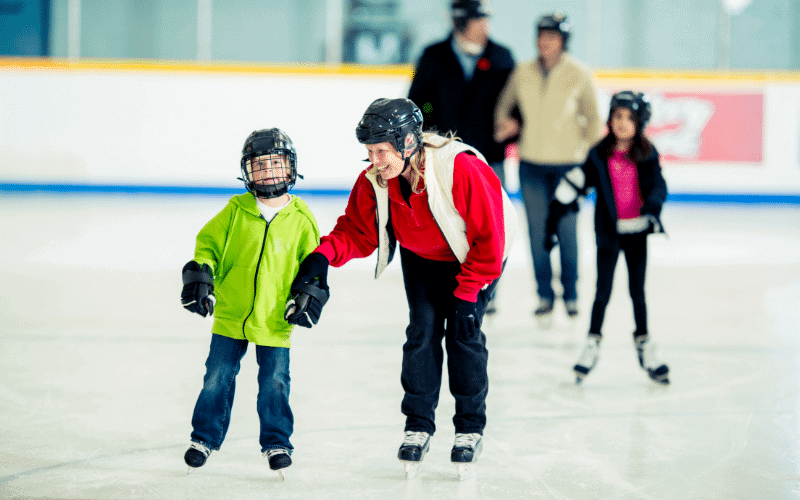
316, 152, 505, 302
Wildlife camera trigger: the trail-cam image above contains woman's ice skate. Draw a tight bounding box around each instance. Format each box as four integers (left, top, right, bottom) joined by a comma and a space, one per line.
397, 431, 430, 478
451, 433, 482, 480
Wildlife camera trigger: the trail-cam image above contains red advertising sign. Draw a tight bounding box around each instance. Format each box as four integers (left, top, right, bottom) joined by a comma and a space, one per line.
607, 91, 764, 163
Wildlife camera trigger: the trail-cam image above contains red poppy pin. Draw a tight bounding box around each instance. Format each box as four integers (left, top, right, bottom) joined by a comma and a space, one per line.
476, 57, 491, 71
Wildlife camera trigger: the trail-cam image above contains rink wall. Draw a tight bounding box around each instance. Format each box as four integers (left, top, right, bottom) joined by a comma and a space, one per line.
1, 58, 800, 202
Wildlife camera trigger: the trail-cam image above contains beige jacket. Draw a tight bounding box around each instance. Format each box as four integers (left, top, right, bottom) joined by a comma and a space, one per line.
495, 53, 603, 165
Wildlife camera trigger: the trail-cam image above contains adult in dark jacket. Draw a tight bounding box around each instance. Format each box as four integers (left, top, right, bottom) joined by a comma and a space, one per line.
408, 0, 514, 186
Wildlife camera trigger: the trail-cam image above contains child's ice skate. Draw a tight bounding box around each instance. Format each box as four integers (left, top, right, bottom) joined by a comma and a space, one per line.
184, 442, 211, 473
573, 335, 601, 384
397, 431, 430, 479
635, 335, 669, 385
534, 298, 554, 328
451, 432, 483, 480
264, 448, 292, 480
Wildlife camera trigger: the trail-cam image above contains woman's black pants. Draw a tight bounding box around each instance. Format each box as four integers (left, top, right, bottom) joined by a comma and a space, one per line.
399, 246, 498, 436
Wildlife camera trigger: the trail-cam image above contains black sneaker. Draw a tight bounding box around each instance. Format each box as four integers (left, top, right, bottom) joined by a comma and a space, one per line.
184, 442, 211, 468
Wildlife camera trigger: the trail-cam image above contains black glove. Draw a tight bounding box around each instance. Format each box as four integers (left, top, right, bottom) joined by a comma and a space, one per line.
181, 261, 215, 317
453, 298, 480, 341
285, 253, 330, 328
285, 279, 330, 328
290, 253, 330, 294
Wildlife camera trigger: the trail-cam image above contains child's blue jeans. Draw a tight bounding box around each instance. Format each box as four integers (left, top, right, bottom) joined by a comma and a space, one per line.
190, 333, 293, 454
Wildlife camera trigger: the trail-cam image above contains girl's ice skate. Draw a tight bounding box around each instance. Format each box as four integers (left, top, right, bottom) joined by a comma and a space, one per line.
264, 448, 292, 480
184, 442, 211, 473
573, 335, 601, 384
451, 433, 482, 480
397, 431, 430, 479
635, 335, 669, 384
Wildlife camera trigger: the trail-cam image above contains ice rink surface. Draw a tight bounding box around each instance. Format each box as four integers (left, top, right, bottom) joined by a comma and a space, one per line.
1, 192, 799, 500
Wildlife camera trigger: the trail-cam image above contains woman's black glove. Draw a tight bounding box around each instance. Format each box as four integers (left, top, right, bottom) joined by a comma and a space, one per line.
453, 298, 480, 341
286, 253, 330, 328
181, 261, 215, 317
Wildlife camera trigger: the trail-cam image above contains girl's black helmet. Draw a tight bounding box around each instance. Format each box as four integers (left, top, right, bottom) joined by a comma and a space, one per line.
240, 128, 298, 199
355, 98, 423, 161
609, 90, 652, 132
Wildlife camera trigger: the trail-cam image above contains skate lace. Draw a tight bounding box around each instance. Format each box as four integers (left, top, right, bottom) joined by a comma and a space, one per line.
576, 338, 600, 367
453, 433, 481, 449
263, 448, 289, 459
190, 442, 210, 457
402, 431, 429, 447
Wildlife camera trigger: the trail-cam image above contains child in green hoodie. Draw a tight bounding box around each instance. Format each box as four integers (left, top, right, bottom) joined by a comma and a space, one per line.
180, 128, 325, 477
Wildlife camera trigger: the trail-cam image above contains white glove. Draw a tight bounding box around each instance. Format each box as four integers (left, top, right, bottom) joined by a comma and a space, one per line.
554, 167, 585, 205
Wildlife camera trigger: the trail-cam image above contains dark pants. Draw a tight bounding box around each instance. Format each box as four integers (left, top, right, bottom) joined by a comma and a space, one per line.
190, 334, 293, 453
589, 233, 648, 337
519, 161, 579, 301
398, 247, 498, 436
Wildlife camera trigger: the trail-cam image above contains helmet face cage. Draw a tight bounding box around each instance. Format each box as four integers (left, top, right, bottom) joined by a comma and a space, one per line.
609, 91, 652, 131
240, 129, 298, 199
355, 98, 423, 161
537, 12, 570, 46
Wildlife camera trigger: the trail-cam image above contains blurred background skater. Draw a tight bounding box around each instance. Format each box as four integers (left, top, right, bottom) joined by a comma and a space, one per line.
494, 12, 602, 327
548, 91, 670, 385
289, 98, 516, 479
408, 0, 515, 316
181, 128, 323, 479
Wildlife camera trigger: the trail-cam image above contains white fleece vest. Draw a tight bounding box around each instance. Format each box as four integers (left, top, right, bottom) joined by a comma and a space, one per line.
366, 136, 517, 279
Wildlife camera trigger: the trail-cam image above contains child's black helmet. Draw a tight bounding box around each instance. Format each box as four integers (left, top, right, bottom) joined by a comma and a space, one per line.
609, 91, 652, 132
536, 12, 570, 47
240, 128, 298, 199
355, 98, 423, 161
451, 0, 492, 31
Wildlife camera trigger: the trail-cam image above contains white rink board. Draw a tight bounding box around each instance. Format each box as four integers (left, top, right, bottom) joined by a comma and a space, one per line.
1, 63, 800, 196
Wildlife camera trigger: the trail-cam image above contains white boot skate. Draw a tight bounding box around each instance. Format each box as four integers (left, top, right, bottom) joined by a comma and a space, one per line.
451, 433, 483, 480
635, 335, 669, 385
397, 431, 430, 478
573, 335, 601, 384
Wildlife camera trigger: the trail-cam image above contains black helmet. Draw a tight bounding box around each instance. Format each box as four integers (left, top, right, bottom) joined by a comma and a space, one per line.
536, 12, 570, 47
240, 128, 299, 199
609, 91, 652, 132
355, 98, 423, 161
451, 0, 492, 31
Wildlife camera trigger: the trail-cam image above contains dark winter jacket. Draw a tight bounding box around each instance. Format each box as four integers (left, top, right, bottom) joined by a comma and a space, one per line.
583, 142, 668, 250
408, 35, 514, 165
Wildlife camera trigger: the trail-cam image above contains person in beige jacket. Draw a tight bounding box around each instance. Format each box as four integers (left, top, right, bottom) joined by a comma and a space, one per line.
494, 12, 602, 325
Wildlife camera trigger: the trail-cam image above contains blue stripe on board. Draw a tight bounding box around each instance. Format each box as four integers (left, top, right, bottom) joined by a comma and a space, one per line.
1, 182, 799, 204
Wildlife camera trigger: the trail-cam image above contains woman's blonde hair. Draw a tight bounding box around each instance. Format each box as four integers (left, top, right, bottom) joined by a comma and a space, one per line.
371, 131, 460, 193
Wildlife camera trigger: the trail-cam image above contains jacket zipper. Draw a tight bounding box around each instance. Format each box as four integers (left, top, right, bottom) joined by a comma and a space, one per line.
242, 217, 269, 338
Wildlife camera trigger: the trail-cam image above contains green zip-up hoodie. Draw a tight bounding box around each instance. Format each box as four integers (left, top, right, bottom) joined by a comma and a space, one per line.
193, 193, 320, 347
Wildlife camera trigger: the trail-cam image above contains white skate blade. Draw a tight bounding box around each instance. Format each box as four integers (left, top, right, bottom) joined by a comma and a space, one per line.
402, 461, 421, 479
456, 463, 477, 480
276, 469, 286, 481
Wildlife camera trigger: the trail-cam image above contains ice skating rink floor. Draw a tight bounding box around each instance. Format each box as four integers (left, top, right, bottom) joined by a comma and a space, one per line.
1, 192, 799, 500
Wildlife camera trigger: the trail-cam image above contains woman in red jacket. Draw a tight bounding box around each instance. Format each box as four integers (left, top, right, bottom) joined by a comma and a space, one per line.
288, 98, 516, 479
